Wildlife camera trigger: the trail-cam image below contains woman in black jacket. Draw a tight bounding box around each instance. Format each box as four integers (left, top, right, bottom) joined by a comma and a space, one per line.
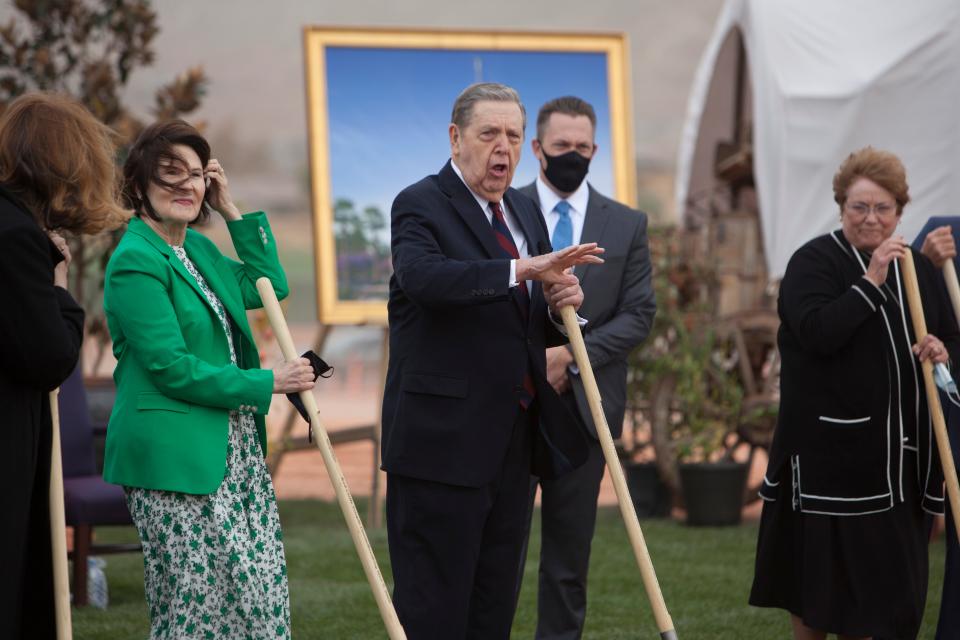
0, 93, 126, 639
750, 147, 960, 640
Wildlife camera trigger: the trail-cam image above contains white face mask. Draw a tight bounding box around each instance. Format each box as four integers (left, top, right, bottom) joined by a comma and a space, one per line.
934, 362, 960, 408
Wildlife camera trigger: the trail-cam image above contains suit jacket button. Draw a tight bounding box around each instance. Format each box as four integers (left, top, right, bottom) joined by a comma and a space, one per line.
527, 338, 533, 345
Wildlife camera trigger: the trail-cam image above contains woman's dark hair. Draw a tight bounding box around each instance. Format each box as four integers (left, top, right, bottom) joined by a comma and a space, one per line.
123, 119, 212, 224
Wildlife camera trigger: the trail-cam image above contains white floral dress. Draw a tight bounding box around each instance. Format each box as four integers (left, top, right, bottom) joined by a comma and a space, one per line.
125, 245, 291, 639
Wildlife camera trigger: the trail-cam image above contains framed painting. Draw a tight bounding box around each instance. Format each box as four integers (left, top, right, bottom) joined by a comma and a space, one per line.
304, 27, 635, 324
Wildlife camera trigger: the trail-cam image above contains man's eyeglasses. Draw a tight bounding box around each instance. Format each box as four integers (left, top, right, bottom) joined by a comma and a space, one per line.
845, 201, 898, 219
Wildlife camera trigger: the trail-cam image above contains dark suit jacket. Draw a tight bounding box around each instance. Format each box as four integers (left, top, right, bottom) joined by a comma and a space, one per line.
381, 161, 588, 487
520, 182, 655, 439
915, 217, 960, 640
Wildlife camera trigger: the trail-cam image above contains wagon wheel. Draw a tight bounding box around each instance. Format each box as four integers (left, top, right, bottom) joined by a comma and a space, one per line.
647, 373, 681, 496
712, 310, 780, 504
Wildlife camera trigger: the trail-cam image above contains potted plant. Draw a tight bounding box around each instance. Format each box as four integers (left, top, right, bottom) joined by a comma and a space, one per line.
626, 227, 750, 526
636, 314, 750, 525
618, 419, 672, 518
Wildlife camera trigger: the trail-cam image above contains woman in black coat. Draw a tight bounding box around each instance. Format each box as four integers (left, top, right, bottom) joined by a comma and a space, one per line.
0, 93, 126, 639
750, 147, 960, 640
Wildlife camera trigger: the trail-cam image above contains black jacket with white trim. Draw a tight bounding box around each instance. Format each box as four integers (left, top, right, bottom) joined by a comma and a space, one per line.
760, 230, 960, 515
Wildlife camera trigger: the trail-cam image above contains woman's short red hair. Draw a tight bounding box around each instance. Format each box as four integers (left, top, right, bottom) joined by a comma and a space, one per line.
833, 146, 910, 213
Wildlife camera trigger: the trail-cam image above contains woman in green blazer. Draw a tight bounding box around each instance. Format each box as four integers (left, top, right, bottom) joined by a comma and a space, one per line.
103, 120, 314, 640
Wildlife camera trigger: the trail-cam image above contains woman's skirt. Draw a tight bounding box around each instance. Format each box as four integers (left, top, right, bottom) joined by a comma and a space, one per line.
125, 411, 291, 639
750, 452, 929, 639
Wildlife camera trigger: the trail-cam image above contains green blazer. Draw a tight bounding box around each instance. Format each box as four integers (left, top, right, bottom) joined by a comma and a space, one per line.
102, 212, 288, 494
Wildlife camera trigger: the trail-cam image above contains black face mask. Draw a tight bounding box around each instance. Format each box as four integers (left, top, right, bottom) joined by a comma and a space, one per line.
540, 147, 591, 193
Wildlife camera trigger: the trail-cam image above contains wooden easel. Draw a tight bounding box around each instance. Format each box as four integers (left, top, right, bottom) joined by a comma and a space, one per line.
266, 324, 389, 528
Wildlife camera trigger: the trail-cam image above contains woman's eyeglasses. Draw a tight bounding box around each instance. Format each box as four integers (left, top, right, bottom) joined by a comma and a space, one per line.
845, 201, 897, 219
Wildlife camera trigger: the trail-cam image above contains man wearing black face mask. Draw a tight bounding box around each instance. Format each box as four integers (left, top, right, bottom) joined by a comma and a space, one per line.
516, 96, 656, 640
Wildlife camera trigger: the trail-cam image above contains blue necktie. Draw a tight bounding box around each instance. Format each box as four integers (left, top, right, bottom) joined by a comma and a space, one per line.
552, 200, 573, 250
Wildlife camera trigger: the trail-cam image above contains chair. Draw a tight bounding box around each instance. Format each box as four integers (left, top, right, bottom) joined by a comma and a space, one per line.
58, 365, 139, 606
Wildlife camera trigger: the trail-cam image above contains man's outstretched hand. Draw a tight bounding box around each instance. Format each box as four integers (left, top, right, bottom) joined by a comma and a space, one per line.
516, 243, 604, 286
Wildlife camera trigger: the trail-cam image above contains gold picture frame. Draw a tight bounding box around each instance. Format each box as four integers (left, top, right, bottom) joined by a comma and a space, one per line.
304, 27, 635, 324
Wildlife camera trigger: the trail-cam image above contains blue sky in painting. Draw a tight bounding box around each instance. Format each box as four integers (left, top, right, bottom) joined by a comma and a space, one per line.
325, 47, 613, 218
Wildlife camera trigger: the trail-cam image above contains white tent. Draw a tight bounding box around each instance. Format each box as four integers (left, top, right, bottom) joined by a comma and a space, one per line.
675, 0, 960, 279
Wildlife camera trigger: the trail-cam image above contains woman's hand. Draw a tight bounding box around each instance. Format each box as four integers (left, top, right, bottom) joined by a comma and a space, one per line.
204, 158, 242, 222
273, 357, 316, 393
864, 235, 907, 287
914, 334, 950, 364
921, 225, 957, 268
49, 231, 70, 289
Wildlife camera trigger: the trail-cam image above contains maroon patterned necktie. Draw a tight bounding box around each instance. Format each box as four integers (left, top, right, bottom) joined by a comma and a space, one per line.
490, 202, 529, 310
489, 201, 535, 408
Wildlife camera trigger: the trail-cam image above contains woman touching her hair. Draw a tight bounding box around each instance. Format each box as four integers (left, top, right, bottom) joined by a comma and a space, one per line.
102, 119, 313, 639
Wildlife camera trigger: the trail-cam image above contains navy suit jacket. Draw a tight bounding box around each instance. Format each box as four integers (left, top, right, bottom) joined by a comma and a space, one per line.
914, 217, 960, 640
913, 216, 960, 435
381, 160, 588, 487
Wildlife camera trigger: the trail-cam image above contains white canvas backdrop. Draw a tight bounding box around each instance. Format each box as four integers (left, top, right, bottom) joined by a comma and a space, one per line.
676, 0, 960, 278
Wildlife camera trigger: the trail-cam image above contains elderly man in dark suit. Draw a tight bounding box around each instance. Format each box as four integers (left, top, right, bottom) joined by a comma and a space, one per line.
381, 83, 604, 639
517, 96, 656, 640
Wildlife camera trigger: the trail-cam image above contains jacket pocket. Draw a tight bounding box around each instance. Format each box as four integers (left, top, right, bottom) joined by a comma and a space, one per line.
401, 372, 468, 398
798, 413, 890, 514
817, 415, 870, 428
137, 391, 192, 413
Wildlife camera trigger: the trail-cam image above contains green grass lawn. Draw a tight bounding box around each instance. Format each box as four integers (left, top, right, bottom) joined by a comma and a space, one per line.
74, 501, 946, 639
